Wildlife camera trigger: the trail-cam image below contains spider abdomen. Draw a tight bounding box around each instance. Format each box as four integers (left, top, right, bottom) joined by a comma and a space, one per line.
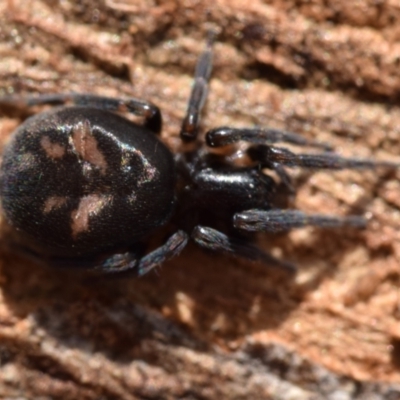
0, 106, 176, 258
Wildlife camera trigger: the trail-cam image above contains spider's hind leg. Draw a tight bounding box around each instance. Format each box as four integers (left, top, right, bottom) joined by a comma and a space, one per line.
10, 231, 188, 277
0, 93, 162, 134
94, 230, 188, 277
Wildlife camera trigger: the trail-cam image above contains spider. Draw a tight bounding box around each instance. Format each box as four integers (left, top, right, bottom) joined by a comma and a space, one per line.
0, 34, 397, 276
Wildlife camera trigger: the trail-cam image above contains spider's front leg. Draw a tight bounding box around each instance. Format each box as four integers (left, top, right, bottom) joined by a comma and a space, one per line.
233, 143, 400, 233
247, 144, 400, 170
206, 126, 333, 150
180, 31, 215, 141
205, 126, 334, 193
0, 93, 162, 134
191, 225, 296, 272
234, 209, 367, 233
206, 126, 399, 191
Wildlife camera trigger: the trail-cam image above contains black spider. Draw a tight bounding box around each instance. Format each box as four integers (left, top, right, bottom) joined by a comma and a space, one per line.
0, 34, 397, 276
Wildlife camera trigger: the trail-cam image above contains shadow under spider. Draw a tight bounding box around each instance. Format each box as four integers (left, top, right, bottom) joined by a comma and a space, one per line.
0, 216, 377, 363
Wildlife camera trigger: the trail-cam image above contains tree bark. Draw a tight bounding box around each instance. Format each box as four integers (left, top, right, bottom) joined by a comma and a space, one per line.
0, 1, 400, 399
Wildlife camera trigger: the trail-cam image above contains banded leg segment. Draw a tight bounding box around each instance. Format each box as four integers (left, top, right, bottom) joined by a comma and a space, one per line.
247, 145, 400, 170
95, 231, 188, 276
0, 93, 162, 134
137, 231, 189, 276
234, 209, 367, 232
192, 225, 296, 272
41, 231, 188, 276
206, 127, 332, 150
180, 32, 215, 141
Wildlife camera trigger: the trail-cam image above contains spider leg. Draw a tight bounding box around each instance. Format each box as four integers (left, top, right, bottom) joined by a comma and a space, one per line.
206, 127, 333, 150
269, 162, 295, 193
180, 31, 215, 142
12, 231, 188, 276
234, 209, 367, 233
247, 145, 400, 169
192, 225, 296, 273
90, 231, 188, 275
93, 251, 139, 274
0, 93, 162, 134
6, 243, 140, 272
136, 231, 189, 276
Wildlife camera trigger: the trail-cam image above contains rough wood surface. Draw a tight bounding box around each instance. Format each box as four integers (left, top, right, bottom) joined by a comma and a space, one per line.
0, 1, 400, 399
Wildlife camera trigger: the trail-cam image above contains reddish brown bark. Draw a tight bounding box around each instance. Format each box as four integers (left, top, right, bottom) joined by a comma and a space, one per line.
0, 1, 400, 398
